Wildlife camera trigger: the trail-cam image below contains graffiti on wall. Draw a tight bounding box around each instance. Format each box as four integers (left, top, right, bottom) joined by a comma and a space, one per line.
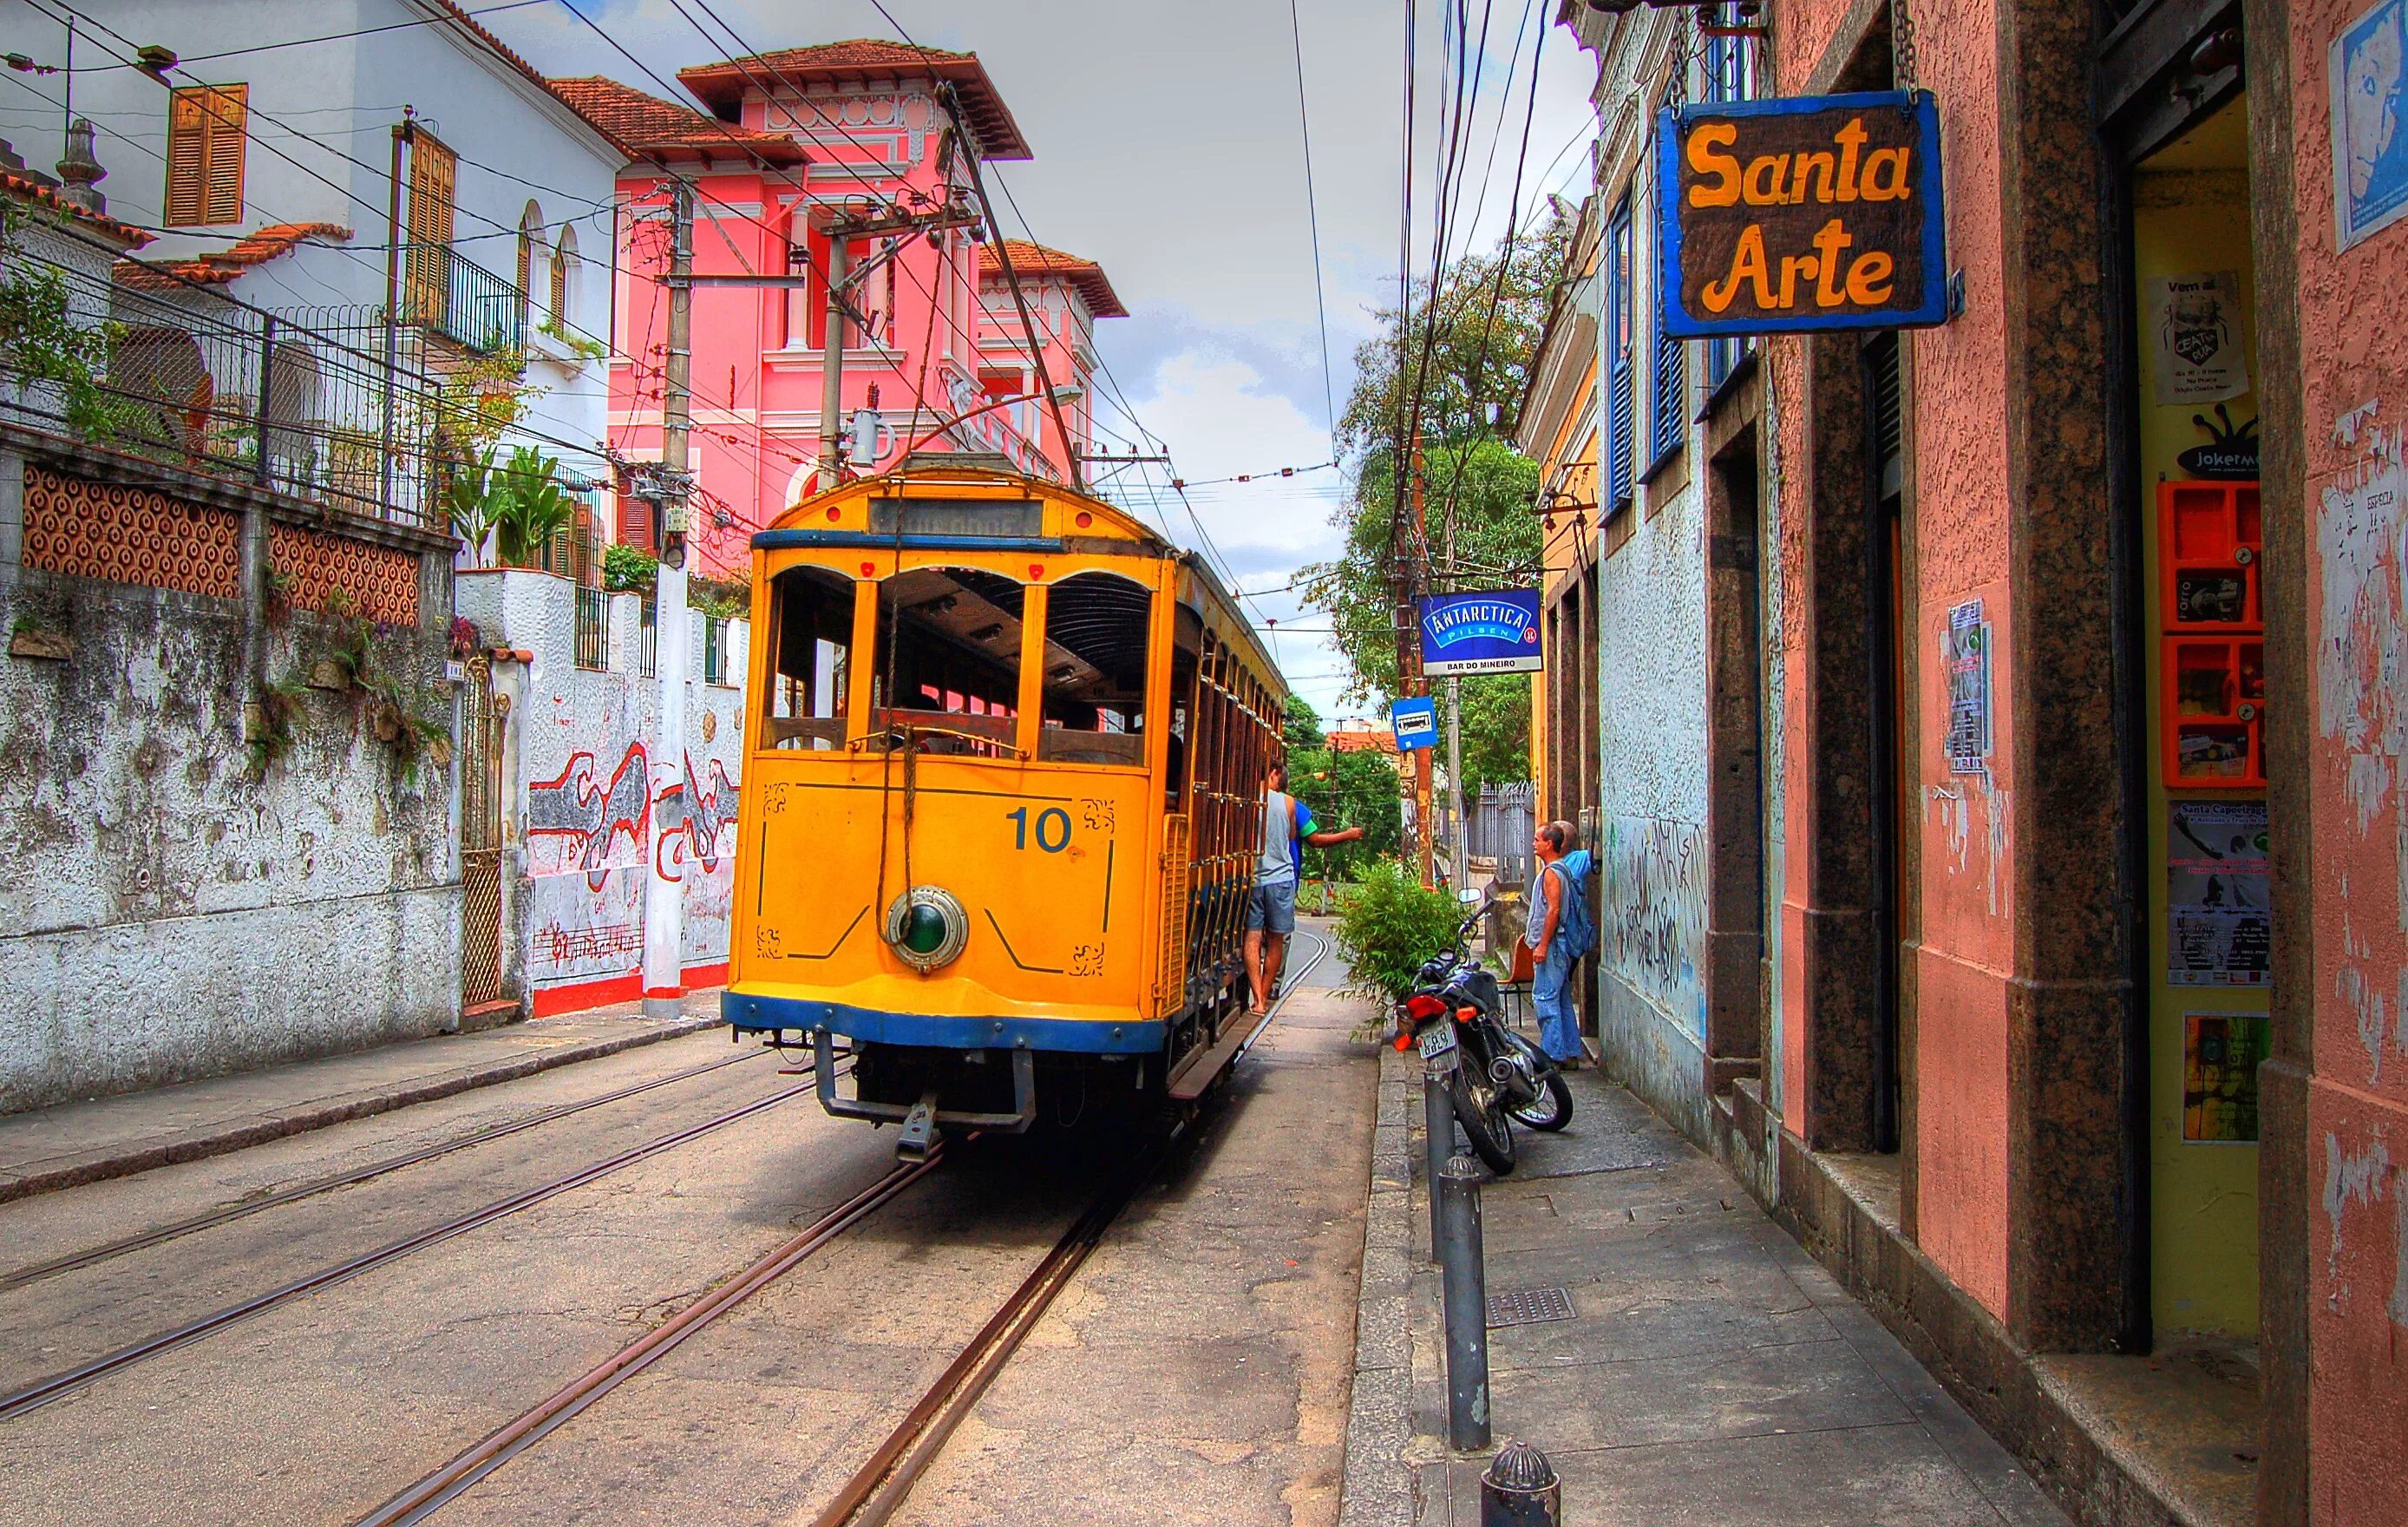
1600, 816, 1710, 1040
525, 741, 741, 984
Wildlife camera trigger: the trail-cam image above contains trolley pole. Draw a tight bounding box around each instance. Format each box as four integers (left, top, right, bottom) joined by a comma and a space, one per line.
640, 179, 694, 1021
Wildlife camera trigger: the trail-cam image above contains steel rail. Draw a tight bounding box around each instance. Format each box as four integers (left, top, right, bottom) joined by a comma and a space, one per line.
0, 1047, 776, 1293
353, 1148, 942, 1527
812, 932, 1331, 1527
0, 1068, 830, 1423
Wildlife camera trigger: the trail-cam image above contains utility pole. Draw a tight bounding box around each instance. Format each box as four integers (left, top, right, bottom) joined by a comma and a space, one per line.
813, 226, 853, 493
641, 179, 694, 1021
1409, 431, 1436, 890
1388, 428, 1421, 882
1443, 492, 1466, 893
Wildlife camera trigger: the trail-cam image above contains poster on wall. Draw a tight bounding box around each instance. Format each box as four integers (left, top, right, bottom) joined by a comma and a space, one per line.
2168, 800, 2271, 986
2147, 272, 2250, 405
2332, 0, 2408, 251
1944, 600, 1992, 775
2183, 1012, 2269, 1143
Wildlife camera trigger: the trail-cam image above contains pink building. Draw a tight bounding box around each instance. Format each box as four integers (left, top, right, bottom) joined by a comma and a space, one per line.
553, 42, 1124, 577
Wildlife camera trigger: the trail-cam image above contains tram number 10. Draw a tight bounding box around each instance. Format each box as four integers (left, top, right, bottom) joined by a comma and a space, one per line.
1005, 806, 1074, 853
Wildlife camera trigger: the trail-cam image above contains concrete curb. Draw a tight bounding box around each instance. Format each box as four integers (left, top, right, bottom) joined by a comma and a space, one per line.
0, 1014, 724, 1205
1339, 1042, 1427, 1527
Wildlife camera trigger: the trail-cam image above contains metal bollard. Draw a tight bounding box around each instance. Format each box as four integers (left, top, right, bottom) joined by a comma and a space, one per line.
1480, 1439, 1561, 1526
1437, 1151, 1491, 1452
1423, 1058, 1455, 1260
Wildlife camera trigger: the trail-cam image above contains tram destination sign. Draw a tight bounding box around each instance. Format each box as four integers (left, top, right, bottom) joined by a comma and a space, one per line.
1418, 589, 1543, 677
1657, 90, 1947, 338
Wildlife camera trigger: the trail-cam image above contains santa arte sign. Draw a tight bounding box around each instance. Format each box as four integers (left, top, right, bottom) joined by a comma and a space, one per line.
1657, 90, 1947, 337
1418, 589, 1543, 676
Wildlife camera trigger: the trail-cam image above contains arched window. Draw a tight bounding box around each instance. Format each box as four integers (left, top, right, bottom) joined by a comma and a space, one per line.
550, 225, 579, 335
1037, 571, 1152, 764
515, 200, 542, 330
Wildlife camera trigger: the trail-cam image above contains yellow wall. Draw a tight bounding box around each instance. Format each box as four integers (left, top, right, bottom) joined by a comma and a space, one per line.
2133, 97, 2263, 1338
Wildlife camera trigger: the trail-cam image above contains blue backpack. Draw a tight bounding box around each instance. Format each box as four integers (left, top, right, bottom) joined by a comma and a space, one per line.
1546, 850, 1596, 960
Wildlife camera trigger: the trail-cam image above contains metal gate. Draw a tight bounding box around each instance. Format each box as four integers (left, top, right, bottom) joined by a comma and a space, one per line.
458, 656, 507, 1010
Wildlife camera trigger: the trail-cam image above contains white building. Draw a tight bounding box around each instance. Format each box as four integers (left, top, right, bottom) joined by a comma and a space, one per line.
0, 1, 626, 517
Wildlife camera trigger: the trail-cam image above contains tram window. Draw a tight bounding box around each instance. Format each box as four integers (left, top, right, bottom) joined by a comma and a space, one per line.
871, 566, 1026, 757
1037, 572, 1151, 765
763, 567, 854, 749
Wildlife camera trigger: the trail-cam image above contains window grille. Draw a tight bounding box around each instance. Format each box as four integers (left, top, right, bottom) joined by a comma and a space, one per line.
637, 596, 658, 678
703, 615, 725, 685
575, 587, 609, 670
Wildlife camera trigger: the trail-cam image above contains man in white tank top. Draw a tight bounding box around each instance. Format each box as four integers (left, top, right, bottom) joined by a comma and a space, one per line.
1246, 762, 1365, 1014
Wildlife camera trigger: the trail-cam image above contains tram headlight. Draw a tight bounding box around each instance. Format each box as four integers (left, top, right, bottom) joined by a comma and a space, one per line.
884, 886, 969, 973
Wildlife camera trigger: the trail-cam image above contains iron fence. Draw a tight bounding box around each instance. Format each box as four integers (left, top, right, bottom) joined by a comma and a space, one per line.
1468, 782, 1538, 886
575, 586, 609, 670
1, 238, 448, 528
702, 615, 724, 685
636, 595, 657, 678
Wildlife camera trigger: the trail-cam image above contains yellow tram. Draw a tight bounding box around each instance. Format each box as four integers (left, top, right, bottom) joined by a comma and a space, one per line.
722, 457, 1287, 1151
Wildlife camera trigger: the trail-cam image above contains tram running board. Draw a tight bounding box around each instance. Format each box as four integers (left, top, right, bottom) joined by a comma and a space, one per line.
1167, 1014, 1256, 1102
896, 1091, 941, 1162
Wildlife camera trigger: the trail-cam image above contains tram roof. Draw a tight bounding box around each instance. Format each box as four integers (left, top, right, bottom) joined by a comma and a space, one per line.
757, 462, 1286, 701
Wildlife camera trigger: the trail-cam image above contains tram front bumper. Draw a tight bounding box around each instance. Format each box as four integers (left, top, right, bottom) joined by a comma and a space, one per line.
813, 1027, 1037, 1134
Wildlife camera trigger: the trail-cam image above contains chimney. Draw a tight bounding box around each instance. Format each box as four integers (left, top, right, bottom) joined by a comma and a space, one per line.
55, 117, 106, 213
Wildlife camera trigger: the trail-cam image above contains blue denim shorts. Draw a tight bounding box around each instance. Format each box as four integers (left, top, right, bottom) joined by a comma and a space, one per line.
1246, 879, 1298, 934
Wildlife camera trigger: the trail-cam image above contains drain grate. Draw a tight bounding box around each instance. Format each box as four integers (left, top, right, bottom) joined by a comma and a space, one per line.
1486, 1286, 1574, 1328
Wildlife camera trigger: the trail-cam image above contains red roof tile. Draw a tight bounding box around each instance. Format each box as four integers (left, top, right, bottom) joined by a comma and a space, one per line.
978, 240, 1127, 318
113, 221, 348, 292
546, 77, 805, 166
677, 40, 1031, 161
1327, 730, 1403, 757
1, 170, 151, 248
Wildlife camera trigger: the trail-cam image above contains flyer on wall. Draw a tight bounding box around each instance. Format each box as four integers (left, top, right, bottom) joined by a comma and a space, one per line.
2167, 800, 2271, 986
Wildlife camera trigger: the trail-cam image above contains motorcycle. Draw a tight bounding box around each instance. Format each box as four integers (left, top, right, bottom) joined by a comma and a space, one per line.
1391, 887, 1574, 1174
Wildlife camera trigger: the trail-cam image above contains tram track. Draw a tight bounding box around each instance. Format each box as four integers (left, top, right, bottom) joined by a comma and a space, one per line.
0, 1045, 776, 1294
295, 935, 1328, 1526
0, 1059, 834, 1424
816, 931, 1332, 1527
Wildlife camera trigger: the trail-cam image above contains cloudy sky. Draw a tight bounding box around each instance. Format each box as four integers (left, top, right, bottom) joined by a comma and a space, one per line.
489, 0, 1600, 720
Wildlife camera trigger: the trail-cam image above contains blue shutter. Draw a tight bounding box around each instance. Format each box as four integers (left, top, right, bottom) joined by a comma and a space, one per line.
1648, 69, 1685, 468
1605, 198, 1634, 510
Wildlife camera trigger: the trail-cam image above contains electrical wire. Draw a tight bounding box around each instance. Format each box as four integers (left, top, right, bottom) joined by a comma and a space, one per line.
1286, 0, 1338, 455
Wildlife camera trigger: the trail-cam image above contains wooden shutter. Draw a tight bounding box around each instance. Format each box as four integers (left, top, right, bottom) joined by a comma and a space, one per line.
165, 84, 245, 226
403, 131, 457, 324
549, 245, 568, 331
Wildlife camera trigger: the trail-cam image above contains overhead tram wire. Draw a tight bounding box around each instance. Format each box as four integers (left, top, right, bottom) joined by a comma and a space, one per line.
1429, 6, 1550, 554
43, 0, 553, 72
1286, 0, 1339, 456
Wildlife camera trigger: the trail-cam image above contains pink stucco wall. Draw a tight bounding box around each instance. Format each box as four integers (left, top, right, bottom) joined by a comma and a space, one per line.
1770, 0, 2017, 1321
2281, 3, 2408, 1516
605, 83, 1107, 578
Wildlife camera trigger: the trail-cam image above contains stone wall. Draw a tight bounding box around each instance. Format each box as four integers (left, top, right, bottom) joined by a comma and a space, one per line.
0, 440, 459, 1113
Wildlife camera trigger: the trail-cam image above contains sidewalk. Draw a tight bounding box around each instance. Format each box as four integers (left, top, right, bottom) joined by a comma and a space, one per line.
0, 995, 723, 1204
1342, 1045, 2071, 1526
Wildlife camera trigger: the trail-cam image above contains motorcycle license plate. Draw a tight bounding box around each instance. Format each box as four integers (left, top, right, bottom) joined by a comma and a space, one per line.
1416, 1026, 1458, 1060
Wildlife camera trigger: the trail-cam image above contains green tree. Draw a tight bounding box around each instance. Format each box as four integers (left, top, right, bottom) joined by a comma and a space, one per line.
1455, 672, 1533, 791
1283, 694, 1325, 752
1298, 209, 1570, 754
1291, 745, 1403, 883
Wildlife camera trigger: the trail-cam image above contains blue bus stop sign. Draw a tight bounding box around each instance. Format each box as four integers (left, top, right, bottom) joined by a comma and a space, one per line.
1391, 697, 1438, 751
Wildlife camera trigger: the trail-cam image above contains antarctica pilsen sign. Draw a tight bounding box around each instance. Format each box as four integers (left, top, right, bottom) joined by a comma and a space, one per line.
1418, 590, 1543, 677
1657, 90, 1947, 337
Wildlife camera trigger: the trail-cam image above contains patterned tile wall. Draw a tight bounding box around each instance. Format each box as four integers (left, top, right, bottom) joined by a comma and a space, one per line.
268, 521, 420, 626
21, 464, 244, 598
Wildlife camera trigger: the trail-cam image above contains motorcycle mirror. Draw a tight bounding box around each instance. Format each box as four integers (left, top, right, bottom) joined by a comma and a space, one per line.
1456, 887, 1482, 906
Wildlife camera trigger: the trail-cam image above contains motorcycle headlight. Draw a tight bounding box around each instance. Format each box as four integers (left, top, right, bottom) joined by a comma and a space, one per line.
884, 886, 969, 973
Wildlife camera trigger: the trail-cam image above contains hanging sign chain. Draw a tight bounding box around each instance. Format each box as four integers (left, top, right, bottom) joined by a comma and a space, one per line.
1894, 0, 1919, 95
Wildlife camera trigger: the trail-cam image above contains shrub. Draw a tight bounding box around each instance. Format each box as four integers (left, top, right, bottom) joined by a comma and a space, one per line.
603, 541, 658, 593
1331, 858, 1469, 1005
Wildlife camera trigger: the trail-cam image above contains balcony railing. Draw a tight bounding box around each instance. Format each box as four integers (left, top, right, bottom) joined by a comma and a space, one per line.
401, 243, 526, 356
0, 238, 448, 528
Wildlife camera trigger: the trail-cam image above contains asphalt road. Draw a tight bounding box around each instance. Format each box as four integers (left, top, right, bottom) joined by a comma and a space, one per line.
0, 930, 1380, 1526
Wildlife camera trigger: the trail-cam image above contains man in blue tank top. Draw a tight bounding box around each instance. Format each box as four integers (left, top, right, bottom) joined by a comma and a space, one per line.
1246, 762, 1364, 1015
